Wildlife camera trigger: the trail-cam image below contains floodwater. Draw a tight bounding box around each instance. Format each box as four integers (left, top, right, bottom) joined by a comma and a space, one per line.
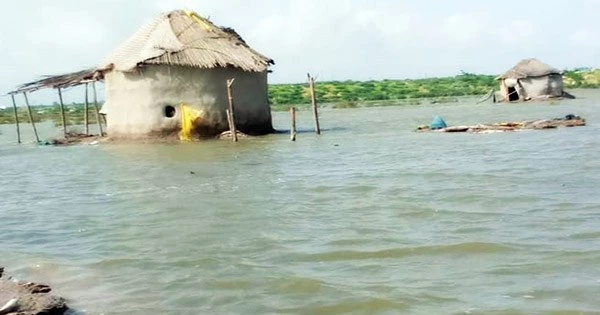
1, 90, 599, 315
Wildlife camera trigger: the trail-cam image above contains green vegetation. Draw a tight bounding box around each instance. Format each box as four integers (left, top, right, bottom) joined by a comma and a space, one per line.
563, 68, 600, 88
267, 69, 600, 111
269, 72, 496, 111
1, 69, 599, 125
0, 103, 100, 126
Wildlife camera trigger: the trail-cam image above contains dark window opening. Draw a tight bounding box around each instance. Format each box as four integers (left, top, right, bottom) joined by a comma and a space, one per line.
507, 87, 519, 101
164, 105, 176, 118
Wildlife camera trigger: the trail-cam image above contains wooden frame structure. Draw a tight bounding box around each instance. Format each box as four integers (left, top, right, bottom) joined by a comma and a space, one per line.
7, 69, 105, 143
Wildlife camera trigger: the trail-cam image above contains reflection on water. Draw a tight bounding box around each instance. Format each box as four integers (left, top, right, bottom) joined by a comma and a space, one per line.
1, 91, 600, 314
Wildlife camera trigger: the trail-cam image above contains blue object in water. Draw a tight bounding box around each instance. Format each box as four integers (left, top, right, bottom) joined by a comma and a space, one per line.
430, 116, 447, 130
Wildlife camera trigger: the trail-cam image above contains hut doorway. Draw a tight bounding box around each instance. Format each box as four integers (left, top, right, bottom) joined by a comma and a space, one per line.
507, 87, 519, 101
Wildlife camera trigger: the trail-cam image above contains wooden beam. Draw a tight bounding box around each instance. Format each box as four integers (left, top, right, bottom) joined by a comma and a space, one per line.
22, 92, 40, 143
91, 81, 104, 136
57, 88, 67, 137
10, 94, 21, 144
84, 83, 89, 135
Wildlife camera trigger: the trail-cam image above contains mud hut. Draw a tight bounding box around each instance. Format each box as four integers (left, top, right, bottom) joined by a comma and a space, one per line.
496, 59, 564, 102
99, 10, 275, 137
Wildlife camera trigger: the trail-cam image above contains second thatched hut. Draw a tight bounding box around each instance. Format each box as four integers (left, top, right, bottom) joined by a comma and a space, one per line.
496, 58, 567, 102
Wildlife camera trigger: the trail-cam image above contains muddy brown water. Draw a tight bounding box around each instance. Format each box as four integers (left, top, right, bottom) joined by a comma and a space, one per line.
1, 91, 599, 314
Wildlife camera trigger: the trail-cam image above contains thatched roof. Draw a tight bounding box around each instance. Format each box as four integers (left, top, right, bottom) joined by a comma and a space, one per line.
100, 10, 274, 72
496, 58, 561, 80
11, 68, 100, 94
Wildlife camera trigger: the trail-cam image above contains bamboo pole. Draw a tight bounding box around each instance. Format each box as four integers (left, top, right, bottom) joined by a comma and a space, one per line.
290, 106, 296, 141
92, 81, 104, 136
57, 88, 67, 137
307, 73, 321, 134
84, 83, 89, 135
226, 78, 238, 142
22, 92, 40, 143
10, 94, 21, 144
226, 109, 234, 138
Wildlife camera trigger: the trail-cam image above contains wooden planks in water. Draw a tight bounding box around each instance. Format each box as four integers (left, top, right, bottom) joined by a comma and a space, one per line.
416, 115, 586, 134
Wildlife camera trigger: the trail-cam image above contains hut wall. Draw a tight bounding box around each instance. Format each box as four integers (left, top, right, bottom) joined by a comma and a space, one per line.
547, 74, 564, 97
519, 75, 563, 99
103, 65, 272, 137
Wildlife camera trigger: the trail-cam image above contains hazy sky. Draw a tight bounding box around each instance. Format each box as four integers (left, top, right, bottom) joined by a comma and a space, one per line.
2, 0, 599, 104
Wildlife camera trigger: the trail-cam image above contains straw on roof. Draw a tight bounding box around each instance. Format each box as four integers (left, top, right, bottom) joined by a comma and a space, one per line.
12, 68, 99, 94
100, 10, 274, 72
496, 58, 561, 80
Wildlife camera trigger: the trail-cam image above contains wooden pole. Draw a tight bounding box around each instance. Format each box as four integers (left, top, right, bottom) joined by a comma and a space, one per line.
226, 78, 238, 142
57, 88, 67, 137
92, 81, 104, 136
23, 92, 40, 143
84, 83, 89, 135
308, 73, 321, 134
10, 94, 21, 144
225, 109, 234, 138
290, 106, 296, 141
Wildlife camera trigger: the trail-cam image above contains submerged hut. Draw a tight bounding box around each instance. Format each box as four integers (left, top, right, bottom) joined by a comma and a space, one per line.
99, 10, 275, 137
496, 59, 565, 102
10, 10, 275, 141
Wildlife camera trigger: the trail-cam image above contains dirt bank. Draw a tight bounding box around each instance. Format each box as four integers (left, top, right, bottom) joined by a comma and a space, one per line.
0, 267, 68, 315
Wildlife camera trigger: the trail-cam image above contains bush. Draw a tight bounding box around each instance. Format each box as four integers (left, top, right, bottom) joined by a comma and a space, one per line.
332, 100, 359, 109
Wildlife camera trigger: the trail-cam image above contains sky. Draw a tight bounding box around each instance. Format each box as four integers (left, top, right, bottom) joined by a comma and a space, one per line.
1, 0, 600, 105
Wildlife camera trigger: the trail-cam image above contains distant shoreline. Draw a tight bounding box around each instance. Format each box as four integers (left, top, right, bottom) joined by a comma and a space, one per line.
1, 71, 598, 124
268, 70, 600, 109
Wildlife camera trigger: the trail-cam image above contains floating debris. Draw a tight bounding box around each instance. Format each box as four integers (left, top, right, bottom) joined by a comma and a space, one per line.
217, 130, 250, 140
40, 131, 107, 146
416, 114, 586, 133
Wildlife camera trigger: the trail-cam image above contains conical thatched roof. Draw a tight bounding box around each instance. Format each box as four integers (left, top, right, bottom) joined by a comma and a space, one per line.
100, 10, 274, 72
496, 58, 561, 80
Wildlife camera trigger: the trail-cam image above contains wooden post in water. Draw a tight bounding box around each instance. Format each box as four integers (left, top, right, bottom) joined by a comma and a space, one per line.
290, 106, 296, 141
226, 78, 238, 142
57, 88, 67, 137
307, 73, 321, 135
84, 83, 89, 135
10, 93, 21, 144
22, 92, 40, 143
226, 109, 234, 138
91, 81, 104, 136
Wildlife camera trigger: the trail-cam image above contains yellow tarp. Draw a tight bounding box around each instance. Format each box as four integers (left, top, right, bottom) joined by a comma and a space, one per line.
179, 104, 203, 141
184, 10, 212, 32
